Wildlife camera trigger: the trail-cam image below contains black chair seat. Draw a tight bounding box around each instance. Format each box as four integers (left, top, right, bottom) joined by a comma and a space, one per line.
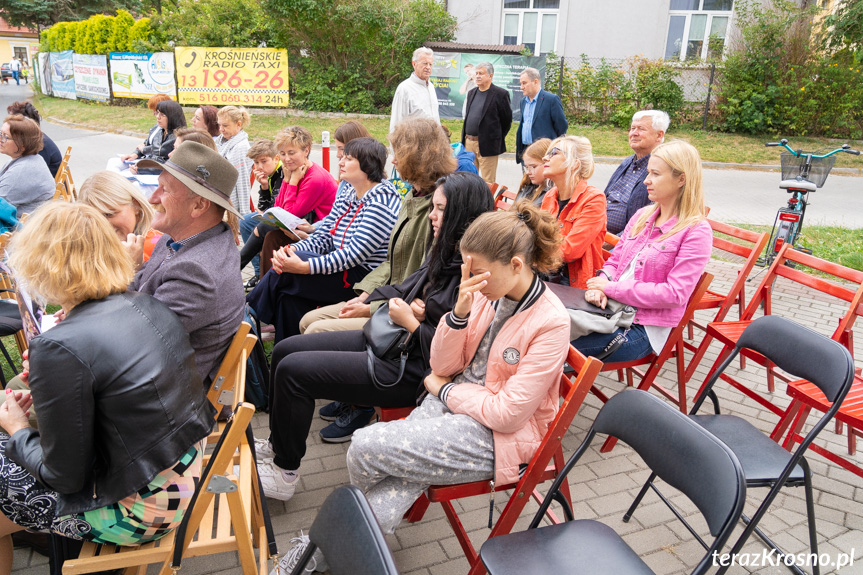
692, 414, 805, 484
0, 315, 22, 337
481, 519, 655, 575
0, 299, 20, 319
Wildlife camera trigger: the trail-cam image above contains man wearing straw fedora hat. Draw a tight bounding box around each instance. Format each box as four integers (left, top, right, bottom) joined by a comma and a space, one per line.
133, 141, 245, 386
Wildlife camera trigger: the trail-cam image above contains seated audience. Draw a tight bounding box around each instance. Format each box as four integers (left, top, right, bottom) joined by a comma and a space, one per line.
255, 172, 494, 503
540, 135, 606, 289
5, 101, 62, 177
172, 127, 218, 152
78, 171, 159, 267
300, 117, 456, 335
127, 99, 187, 167
0, 115, 54, 219
239, 139, 284, 286
246, 137, 401, 343
109, 94, 171, 171
578, 139, 712, 362
240, 126, 336, 279
604, 110, 669, 235
344, 202, 570, 537
192, 105, 220, 138
514, 137, 552, 205
0, 203, 214, 574
215, 106, 253, 216
133, 141, 245, 385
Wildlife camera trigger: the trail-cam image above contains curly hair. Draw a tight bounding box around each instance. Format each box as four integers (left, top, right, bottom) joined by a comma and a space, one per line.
389, 117, 456, 194
6, 101, 41, 124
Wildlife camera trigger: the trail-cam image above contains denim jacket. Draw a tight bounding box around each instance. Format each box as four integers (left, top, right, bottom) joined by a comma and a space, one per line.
601, 207, 712, 327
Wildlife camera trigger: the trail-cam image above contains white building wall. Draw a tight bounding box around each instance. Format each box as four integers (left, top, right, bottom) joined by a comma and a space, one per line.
446, 2, 500, 45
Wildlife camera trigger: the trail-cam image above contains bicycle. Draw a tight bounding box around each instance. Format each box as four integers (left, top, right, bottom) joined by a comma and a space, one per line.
757, 138, 861, 267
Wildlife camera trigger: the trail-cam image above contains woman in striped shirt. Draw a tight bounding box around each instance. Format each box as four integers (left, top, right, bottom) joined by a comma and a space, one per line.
246, 137, 401, 343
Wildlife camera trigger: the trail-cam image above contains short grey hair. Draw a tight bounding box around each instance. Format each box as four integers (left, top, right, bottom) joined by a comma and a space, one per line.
633, 110, 670, 134
476, 62, 494, 77
412, 47, 434, 62
520, 67, 541, 83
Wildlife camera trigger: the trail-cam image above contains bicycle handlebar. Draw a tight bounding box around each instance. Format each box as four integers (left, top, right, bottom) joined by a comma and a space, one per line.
765, 139, 861, 157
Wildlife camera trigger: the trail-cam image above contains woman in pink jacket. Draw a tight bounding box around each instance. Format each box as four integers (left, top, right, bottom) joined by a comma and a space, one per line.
346, 202, 571, 535
578, 139, 712, 362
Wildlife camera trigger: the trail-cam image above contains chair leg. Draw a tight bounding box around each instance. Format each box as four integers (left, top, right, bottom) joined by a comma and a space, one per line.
623, 471, 657, 522
800, 458, 820, 575
403, 493, 430, 523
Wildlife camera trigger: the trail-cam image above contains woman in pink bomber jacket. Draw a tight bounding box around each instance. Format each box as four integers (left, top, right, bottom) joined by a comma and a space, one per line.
346, 202, 571, 535
578, 139, 713, 362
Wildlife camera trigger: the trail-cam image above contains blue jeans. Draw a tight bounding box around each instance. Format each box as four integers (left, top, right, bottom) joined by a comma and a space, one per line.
12, 70, 19, 85
239, 213, 259, 276
572, 324, 652, 363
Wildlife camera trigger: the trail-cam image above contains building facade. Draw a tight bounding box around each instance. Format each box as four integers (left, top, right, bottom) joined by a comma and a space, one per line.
446, 0, 736, 62
0, 19, 39, 69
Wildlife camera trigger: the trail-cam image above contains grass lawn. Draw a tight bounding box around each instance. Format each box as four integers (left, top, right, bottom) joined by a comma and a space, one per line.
33, 94, 863, 168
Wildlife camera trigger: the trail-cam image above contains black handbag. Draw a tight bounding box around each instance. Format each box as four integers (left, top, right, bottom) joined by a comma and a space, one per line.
363, 270, 427, 389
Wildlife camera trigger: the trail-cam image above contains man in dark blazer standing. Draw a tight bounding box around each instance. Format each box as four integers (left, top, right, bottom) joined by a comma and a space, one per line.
515, 67, 568, 164
461, 62, 512, 184
603, 110, 669, 235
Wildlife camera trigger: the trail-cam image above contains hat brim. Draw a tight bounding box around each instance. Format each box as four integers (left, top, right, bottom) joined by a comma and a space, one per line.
137, 158, 241, 218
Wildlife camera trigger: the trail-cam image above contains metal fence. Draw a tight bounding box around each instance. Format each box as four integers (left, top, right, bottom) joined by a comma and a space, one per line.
548, 56, 720, 129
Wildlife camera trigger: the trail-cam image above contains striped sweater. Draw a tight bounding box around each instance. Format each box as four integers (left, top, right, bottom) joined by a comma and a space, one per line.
293, 180, 401, 275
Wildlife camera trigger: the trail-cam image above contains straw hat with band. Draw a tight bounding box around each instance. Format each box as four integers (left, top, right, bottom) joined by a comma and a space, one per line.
137, 141, 241, 217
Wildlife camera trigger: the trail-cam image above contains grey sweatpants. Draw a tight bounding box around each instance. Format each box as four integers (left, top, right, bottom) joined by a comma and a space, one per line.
346, 394, 495, 534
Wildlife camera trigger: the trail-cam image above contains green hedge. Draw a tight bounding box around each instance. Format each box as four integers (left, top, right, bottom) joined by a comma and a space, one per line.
40, 10, 155, 55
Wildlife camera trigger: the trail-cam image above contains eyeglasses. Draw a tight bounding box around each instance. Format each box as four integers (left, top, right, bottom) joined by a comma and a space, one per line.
155, 111, 166, 118
0, 132, 10, 143
545, 147, 562, 159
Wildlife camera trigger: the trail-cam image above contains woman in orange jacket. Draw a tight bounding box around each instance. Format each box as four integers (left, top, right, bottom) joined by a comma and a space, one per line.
539, 135, 607, 289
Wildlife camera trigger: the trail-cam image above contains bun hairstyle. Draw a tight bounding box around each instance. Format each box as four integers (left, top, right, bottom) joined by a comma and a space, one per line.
459, 201, 562, 274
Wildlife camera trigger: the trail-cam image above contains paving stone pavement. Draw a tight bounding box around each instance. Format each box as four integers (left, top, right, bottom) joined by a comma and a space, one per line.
12, 257, 862, 575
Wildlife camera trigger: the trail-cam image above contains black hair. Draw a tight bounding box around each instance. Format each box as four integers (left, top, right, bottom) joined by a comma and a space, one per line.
344, 137, 387, 184
156, 100, 187, 133
6, 101, 41, 124
426, 172, 495, 291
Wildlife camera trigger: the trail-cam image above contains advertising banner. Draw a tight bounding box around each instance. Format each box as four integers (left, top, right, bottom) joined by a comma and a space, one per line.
431, 52, 545, 120
109, 52, 177, 100
73, 54, 110, 102
174, 47, 290, 107
49, 50, 76, 100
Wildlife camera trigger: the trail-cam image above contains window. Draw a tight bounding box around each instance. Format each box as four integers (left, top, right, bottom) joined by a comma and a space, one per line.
13, 47, 29, 66
665, 0, 733, 61
502, 0, 559, 56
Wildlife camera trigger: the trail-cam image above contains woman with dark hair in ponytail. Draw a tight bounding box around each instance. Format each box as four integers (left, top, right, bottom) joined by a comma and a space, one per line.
254, 172, 495, 506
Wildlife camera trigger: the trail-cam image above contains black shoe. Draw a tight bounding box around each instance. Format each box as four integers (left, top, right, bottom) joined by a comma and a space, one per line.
244, 276, 259, 290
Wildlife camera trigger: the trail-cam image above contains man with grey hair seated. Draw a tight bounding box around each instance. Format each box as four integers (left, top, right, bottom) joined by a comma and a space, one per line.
515, 67, 568, 164
389, 47, 440, 133
603, 110, 669, 235
461, 62, 512, 183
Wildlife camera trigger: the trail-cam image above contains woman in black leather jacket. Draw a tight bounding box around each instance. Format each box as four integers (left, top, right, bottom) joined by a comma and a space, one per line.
0, 203, 214, 570
253, 172, 494, 502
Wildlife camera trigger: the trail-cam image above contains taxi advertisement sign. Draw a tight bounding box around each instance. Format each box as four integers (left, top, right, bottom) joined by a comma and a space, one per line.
175, 47, 290, 107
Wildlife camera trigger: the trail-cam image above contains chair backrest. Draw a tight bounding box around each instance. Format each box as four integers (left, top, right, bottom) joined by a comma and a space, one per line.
723, 315, 855, 409
706, 219, 769, 316
601, 231, 620, 262
206, 322, 254, 414
54, 147, 72, 185
309, 485, 399, 575
594, 390, 745, 542
744, 242, 863, 356
493, 186, 515, 211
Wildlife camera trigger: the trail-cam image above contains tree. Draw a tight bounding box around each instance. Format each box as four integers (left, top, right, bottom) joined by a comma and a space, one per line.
147, 0, 276, 50
1, 0, 142, 31
823, 0, 863, 61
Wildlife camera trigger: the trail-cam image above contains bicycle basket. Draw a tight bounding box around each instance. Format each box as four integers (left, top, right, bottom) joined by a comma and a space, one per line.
780, 153, 836, 188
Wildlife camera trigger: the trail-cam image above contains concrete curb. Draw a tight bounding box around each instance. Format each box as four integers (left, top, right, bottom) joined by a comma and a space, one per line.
45, 116, 863, 176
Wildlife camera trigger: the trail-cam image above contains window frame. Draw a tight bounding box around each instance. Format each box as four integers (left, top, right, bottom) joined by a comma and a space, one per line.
665, 0, 734, 62
501, 0, 560, 56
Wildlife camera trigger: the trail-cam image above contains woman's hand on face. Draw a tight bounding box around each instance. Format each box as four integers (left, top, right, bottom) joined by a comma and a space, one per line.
423, 373, 451, 397
289, 161, 310, 186
0, 390, 32, 435
388, 298, 421, 332
453, 255, 488, 319
409, 298, 426, 322
122, 233, 146, 269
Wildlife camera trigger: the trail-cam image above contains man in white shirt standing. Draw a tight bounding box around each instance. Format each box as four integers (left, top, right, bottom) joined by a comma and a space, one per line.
9, 57, 22, 85
389, 47, 440, 133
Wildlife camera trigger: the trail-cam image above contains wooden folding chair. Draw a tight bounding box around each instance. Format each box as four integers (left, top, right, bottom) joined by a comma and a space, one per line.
206, 322, 253, 415
401, 346, 602, 575
691, 242, 863, 422
62, 402, 268, 575
589, 273, 713, 445
682, 220, 769, 383
54, 147, 72, 185
493, 186, 515, 211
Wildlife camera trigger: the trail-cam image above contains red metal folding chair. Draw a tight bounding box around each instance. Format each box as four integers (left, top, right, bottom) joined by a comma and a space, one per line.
493, 186, 515, 211
399, 346, 602, 575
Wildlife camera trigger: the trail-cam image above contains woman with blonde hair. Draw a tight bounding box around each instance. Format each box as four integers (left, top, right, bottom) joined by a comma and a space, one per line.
540, 135, 606, 289
0, 203, 213, 574
215, 106, 253, 216
78, 170, 160, 266
579, 139, 712, 362
514, 137, 552, 205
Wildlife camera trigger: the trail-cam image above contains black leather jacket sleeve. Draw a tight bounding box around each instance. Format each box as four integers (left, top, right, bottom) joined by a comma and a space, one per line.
8, 339, 96, 494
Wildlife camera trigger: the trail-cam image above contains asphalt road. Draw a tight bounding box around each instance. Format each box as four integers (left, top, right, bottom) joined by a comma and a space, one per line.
3, 82, 862, 228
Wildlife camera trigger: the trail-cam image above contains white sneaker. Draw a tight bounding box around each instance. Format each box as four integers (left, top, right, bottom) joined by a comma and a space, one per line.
269, 532, 328, 574
254, 437, 276, 462
258, 460, 299, 501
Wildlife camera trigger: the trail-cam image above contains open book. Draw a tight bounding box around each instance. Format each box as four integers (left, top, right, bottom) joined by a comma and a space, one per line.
0, 262, 56, 343
252, 206, 307, 234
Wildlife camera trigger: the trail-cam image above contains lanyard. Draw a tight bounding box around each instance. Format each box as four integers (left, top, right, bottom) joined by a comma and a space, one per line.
329, 201, 364, 288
